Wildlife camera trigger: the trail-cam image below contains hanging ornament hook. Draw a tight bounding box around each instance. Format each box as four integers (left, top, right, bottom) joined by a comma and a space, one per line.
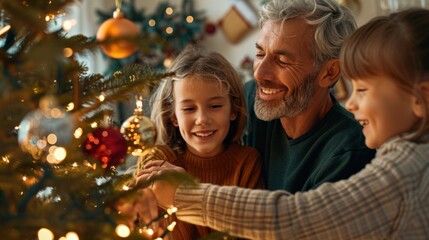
120, 95, 156, 156
135, 95, 143, 113
114, 0, 123, 18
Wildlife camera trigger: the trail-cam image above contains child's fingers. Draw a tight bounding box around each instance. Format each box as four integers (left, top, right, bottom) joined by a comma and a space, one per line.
134, 188, 159, 225
115, 201, 140, 230
143, 159, 165, 169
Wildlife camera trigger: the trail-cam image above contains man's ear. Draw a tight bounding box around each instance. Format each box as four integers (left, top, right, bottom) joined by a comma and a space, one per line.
412, 82, 429, 118
318, 59, 340, 88
171, 115, 179, 127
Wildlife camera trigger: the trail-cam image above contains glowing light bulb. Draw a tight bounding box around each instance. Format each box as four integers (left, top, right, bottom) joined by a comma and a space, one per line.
165, 7, 174, 15
167, 221, 177, 231
63, 48, 73, 58
38, 228, 54, 240
47, 134, 58, 145
65, 232, 79, 240
115, 224, 131, 238
146, 228, 154, 235
53, 147, 67, 161
66, 102, 75, 111
2, 155, 10, 163
0, 25, 11, 36
62, 19, 76, 31
166, 27, 173, 34
167, 207, 178, 215
186, 16, 194, 23
74, 128, 83, 139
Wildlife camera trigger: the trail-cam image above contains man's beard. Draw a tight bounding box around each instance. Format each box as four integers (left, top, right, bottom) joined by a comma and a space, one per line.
254, 72, 316, 121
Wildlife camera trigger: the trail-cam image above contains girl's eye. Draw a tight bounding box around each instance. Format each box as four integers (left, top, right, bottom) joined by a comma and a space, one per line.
356, 88, 367, 92
210, 104, 222, 109
181, 107, 195, 112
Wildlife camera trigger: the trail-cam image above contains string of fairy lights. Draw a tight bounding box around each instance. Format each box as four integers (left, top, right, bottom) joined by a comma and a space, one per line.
6, 0, 424, 239
34, 206, 178, 240
14, 95, 175, 239
1, 1, 183, 239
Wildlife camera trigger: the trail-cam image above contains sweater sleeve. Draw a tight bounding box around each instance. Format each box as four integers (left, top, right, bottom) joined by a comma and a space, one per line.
174, 150, 420, 240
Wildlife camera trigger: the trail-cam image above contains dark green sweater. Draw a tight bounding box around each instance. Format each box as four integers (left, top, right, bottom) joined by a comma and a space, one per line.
244, 80, 375, 193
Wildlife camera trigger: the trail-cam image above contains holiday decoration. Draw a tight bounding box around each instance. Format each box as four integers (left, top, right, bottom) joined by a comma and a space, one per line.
204, 22, 217, 35
120, 97, 156, 156
219, 0, 258, 44
96, 0, 207, 71
0, 0, 196, 239
239, 55, 254, 82
96, 0, 140, 59
18, 95, 75, 160
83, 127, 128, 168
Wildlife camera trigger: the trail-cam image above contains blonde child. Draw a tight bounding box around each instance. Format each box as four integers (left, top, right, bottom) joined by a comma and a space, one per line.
137, 45, 264, 239
140, 8, 429, 239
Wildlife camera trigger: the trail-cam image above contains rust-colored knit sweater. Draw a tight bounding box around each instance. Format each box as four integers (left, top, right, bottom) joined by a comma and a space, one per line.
136, 143, 264, 239
168, 143, 264, 240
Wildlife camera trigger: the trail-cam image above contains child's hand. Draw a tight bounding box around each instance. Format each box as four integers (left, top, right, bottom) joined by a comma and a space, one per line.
136, 160, 186, 209
115, 188, 160, 234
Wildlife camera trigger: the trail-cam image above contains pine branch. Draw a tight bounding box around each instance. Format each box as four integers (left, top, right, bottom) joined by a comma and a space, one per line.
76, 64, 174, 117
16, 163, 52, 215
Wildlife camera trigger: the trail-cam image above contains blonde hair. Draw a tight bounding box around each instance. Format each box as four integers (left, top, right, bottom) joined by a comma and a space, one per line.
150, 45, 247, 151
340, 8, 429, 142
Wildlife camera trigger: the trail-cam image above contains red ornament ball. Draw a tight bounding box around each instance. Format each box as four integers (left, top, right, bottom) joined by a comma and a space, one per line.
83, 127, 127, 168
205, 22, 217, 35
96, 12, 140, 59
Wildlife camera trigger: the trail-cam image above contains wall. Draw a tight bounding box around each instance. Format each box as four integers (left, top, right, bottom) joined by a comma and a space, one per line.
143, 0, 382, 69
195, 0, 381, 69
67, 0, 383, 75
64, 0, 390, 122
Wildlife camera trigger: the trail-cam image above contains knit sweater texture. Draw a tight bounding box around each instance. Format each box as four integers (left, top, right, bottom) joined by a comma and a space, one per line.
137, 143, 264, 240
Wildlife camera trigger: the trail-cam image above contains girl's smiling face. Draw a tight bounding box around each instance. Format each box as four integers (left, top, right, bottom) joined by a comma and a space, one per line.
346, 74, 422, 149
172, 77, 236, 158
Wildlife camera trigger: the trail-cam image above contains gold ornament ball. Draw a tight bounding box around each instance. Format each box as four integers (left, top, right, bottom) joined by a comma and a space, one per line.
96, 13, 140, 59
120, 114, 156, 156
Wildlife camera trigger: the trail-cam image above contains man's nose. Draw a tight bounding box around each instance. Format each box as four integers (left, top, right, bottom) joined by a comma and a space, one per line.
253, 57, 274, 81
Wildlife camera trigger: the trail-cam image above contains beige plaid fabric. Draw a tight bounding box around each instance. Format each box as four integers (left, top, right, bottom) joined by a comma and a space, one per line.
175, 136, 429, 239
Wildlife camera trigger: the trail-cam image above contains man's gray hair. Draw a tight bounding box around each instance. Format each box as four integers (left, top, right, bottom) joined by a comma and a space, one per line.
260, 0, 357, 68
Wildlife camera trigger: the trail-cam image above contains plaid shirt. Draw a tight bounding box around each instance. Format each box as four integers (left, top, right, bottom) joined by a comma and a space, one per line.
175, 136, 429, 239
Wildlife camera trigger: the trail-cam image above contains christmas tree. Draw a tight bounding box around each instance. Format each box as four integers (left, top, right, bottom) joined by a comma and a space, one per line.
0, 0, 194, 239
